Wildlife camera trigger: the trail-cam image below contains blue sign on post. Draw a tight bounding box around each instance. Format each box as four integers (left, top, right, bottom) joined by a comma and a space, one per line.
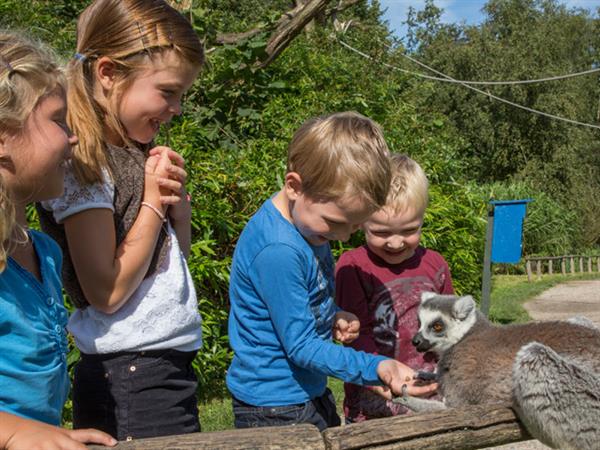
490, 199, 533, 264
480, 198, 533, 316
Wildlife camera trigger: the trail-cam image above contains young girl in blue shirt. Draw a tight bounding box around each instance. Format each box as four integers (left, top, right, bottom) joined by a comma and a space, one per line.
0, 31, 115, 450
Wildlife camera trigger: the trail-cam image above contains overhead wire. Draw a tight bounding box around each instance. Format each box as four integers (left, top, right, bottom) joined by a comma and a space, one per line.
339, 40, 600, 85
338, 39, 600, 130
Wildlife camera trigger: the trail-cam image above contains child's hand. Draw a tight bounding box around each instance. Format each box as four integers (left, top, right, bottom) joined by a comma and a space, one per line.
4, 415, 116, 450
376, 359, 438, 400
333, 310, 360, 344
143, 147, 172, 214
148, 146, 191, 223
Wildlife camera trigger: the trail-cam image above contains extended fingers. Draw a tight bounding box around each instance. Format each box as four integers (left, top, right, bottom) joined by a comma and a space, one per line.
158, 177, 182, 193
167, 164, 187, 183
403, 382, 438, 397
67, 429, 117, 446
149, 146, 185, 167
160, 193, 183, 205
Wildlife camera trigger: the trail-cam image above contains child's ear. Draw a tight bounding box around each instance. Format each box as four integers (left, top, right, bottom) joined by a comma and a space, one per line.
95, 57, 117, 91
284, 172, 303, 201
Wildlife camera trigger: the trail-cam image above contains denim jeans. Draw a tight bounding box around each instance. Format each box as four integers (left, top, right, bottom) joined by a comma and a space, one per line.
232, 388, 341, 432
73, 349, 200, 441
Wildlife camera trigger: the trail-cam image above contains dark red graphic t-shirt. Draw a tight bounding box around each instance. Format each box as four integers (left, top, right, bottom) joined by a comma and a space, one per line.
335, 245, 454, 421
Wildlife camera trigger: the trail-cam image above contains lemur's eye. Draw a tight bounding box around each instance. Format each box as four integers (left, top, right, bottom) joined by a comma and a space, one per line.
431, 321, 444, 333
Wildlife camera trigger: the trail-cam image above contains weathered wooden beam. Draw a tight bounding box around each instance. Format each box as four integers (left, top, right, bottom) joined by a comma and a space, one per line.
322, 404, 531, 450
87, 424, 325, 450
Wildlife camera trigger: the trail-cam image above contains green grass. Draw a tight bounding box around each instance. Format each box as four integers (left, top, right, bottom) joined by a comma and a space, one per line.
200, 273, 600, 431
199, 396, 234, 432
488, 273, 600, 324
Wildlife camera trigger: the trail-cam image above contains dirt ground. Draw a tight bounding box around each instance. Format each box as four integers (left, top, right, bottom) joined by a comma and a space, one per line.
483, 279, 600, 450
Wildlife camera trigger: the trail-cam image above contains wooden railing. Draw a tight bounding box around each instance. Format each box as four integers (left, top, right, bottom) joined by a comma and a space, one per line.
525, 255, 600, 282
88, 404, 532, 449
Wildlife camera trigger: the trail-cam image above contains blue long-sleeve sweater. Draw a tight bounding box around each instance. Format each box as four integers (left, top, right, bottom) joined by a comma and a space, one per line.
227, 198, 386, 406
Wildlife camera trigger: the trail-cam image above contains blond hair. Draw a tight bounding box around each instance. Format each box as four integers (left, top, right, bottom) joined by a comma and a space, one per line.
0, 175, 14, 272
287, 111, 391, 210
68, 0, 204, 184
0, 31, 65, 135
0, 31, 65, 269
385, 154, 429, 215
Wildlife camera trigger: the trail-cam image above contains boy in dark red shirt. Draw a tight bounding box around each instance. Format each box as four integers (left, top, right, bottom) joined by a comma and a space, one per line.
335, 154, 453, 422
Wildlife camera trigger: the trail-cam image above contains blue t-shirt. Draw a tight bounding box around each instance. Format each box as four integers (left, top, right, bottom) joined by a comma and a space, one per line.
0, 230, 69, 425
227, 198, 386, 406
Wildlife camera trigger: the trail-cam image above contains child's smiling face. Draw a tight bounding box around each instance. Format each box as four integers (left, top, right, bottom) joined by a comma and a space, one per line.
117, 50, 199, 144
1, 88, 76, 203
363, 205, 423, 265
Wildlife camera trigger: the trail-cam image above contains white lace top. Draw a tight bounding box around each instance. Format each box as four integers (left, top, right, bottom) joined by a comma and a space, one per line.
41, 168, 202, 354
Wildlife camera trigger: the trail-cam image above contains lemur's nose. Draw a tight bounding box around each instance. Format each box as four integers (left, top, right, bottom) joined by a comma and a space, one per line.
412, 334, 422, 348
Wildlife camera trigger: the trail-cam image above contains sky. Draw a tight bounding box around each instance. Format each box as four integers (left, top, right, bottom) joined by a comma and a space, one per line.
378, 0, 600, 38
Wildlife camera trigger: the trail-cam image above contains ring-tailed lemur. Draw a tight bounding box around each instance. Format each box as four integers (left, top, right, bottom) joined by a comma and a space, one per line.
394, 292, 600, 450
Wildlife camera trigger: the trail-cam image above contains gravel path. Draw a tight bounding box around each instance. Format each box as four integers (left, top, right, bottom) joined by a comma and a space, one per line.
483, 279, 600, 450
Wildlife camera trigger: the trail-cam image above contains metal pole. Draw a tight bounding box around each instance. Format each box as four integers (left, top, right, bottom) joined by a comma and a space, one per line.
481, 206, 494, 317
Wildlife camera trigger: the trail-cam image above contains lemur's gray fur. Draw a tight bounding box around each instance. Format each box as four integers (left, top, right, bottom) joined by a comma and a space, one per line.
394, 292, 600, 450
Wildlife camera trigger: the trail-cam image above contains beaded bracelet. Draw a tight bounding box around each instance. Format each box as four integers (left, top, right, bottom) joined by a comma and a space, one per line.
141, 202, 167, 222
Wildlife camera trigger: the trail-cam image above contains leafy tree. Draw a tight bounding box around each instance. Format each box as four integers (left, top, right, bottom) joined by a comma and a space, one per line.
403, 0, 600, 247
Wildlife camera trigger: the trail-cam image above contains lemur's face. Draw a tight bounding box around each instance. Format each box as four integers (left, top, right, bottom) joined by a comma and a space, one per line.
412, 293, 477, 355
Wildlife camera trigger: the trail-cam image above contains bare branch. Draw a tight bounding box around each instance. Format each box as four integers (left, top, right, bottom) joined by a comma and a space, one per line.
214, 0, 333, 68
212, 0, 364, 68
261, 0, 331, 67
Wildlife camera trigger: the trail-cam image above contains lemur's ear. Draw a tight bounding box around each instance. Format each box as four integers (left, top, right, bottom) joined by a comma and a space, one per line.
421, 292, 437, 303
452, 295, 476, 320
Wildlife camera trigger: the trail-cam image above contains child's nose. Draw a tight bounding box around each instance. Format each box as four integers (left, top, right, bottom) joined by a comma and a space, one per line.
169, 101, 182, 116
386, 236, 404, 249
337, 225, 356, 242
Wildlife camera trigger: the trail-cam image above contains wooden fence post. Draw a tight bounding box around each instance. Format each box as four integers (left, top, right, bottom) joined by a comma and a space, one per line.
548, 259, 553, 275
570, 256, 575, 274
561, 257, 566, 275
579, 256, 584, 273
526, 260, 532, 282
536, 260, 542, 279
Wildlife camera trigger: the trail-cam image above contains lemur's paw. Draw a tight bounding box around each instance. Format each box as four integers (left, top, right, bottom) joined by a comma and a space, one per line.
391, 384, 410, 405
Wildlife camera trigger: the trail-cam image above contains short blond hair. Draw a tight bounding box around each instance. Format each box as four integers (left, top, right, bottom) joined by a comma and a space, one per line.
287, 111, 391, 210
385, 154, 429, 215
68, 0, 204, 184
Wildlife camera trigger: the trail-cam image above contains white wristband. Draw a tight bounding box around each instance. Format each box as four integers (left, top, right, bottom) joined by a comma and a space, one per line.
141, 202, 167, 222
